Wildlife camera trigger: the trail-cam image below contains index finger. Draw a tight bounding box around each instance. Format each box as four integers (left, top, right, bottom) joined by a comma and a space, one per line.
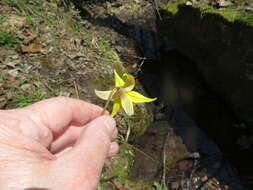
23, 97, 103, 137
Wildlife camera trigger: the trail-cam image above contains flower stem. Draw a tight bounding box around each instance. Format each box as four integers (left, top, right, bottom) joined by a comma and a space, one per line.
102, 88, 117, 115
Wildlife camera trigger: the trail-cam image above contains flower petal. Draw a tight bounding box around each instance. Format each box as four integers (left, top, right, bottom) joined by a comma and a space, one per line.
126, 91, 157, 103
114, 70, 125, 87
123, 73, 135, 91
121, 93, 134, 116
111, 100, 121, 117
95, 90, 112, 100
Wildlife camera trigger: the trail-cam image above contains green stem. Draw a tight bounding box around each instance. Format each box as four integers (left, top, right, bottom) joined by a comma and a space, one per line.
102, 88, 117, 115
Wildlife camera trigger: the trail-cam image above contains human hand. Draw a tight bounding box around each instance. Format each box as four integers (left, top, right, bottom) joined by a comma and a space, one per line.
0, 97, 118, 190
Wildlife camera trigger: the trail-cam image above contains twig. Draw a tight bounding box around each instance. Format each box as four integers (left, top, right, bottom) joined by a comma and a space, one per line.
162, 146, 166, 187
153, 0, 162, 21
125, 124, 131, 142
57, 78, 74, 85
135, 57, 145, 74
161, 129, 170, 186
73, 80, 79, 99
118, 139, 156, 162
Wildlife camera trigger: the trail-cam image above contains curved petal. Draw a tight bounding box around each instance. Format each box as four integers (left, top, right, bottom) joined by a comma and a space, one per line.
111, 100, 121, 117
123, 73, 135, 91
114, 70, 125, 87
127, 91, 157, 103
121, 93, 134, 116
95, 90, 112, 100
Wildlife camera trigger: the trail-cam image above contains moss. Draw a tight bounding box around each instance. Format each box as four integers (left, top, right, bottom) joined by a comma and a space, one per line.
196, 4, 253, 26
163, 2, 253, 27
163, 0, 187, 15
0, 16, 5, 24
103, 144, 134, 186
126, 104, 153, 142
64, 14, 80, 34
165, 155, 180, 171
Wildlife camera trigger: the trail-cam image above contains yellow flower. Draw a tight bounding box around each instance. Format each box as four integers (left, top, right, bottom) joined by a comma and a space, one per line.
95, 70, 156, 116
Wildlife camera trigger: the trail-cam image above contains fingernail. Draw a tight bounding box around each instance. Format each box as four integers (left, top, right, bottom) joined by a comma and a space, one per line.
103, 116, 116, 133
101, 110, 109, 116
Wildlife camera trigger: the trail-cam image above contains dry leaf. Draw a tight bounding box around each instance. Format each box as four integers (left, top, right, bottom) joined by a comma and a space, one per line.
21, 38, 43, 53
21, 42, 42, 53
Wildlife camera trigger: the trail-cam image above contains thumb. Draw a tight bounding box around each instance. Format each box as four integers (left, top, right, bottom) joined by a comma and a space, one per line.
62, 115, 116, 177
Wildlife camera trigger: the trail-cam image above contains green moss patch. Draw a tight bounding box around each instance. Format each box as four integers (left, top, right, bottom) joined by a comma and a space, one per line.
163, 1, 253, 27
163, 0, 187, 15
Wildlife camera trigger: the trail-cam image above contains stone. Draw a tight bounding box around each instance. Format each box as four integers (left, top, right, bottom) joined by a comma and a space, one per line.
130, 120, 190, 182
20, 84, 33, 91
219, 0, 233, 7
186, 1, 193, 6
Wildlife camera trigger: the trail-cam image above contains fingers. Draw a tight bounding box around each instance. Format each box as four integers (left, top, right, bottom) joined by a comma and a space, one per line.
54, 141, 119, 158
107, 142, 119, 157
51, 124, 118, 154
20, 97, 103, 138
50, 127, 83, 154
60, 116, 117, 179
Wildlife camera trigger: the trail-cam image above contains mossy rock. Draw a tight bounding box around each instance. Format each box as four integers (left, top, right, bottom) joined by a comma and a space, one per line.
159, 2, 253, 127
163, 0, 253, 26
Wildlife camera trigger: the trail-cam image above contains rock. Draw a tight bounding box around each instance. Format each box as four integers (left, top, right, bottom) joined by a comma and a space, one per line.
186, 1, 193, 6
166, 108, 246, 190
178, 160, 193, 171
160, 3, 253, 127
171, 181, 180, 189
219, 0, 233, 7
7, 68, 21, 78
130, 120, 190, 183
20, 84, 33, 91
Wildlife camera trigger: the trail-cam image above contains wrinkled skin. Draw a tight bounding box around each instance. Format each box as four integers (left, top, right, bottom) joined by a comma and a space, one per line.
0, 97, 118, 190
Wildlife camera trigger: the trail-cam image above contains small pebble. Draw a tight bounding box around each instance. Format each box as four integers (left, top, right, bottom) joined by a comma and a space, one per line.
186, 1, 193, 6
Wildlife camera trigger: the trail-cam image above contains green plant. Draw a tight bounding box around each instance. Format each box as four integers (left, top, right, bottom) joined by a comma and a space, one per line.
4, 0, 41, 15
61, 0, 72, 9
12, 90, 46, 108
0, 16, 5, 24
13, 94, 31, 107
0, 30, 20, 49
3, 0, 59, 27
98, 182, 104, 190
33, 91, 46, 101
